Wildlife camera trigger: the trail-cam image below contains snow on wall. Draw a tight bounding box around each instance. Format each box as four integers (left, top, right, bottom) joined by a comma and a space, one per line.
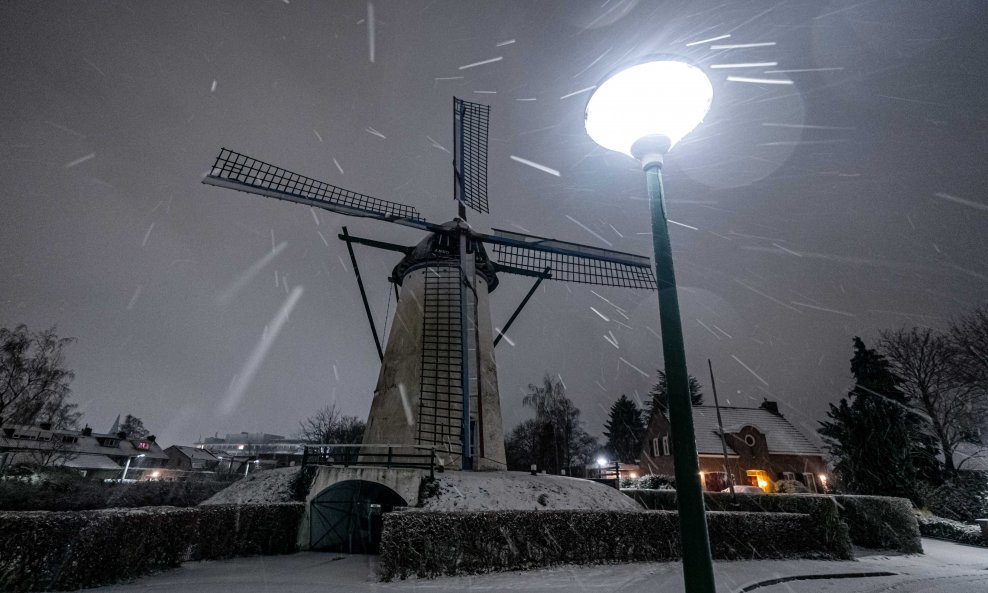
420, 471, 643, 511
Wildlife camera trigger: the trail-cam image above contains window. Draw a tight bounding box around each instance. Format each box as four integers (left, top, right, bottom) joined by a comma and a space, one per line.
743, 434, 756, 447
61, 435, 78, 444
662, 436, 670, 456
803, 472, 818, 493
651, 438, 660, 457
782, 471, 796, 482
135, 441, 150, 451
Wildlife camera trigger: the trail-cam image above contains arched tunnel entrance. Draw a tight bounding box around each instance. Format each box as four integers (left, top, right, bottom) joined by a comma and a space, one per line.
309, 479, 408, 553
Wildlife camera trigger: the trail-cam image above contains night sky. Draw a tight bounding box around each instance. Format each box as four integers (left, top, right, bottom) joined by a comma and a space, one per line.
2, 1, 986, 448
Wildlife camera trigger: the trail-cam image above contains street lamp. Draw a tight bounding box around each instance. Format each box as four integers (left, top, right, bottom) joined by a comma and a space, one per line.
121, 453, 145, 481
585, 57, 715, 593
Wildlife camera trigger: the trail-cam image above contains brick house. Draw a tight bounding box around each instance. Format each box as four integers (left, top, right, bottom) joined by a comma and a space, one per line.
638, 400, 827, 493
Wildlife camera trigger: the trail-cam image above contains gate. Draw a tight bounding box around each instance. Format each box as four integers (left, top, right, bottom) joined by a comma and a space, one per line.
309, 480, 408, 553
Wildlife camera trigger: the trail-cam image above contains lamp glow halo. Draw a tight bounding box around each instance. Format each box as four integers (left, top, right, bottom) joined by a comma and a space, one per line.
585, 58, 713, 156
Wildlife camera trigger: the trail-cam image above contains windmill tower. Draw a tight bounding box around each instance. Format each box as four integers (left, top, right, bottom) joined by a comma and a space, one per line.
202, 97, 656, 471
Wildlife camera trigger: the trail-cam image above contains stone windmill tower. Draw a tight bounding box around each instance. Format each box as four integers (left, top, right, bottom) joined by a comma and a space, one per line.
202, 98, 656, 471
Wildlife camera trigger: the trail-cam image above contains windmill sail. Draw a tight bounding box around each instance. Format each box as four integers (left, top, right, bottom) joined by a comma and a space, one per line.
203, 148, 433, 230
481, 228, 656, 289
453, 97, 490, 214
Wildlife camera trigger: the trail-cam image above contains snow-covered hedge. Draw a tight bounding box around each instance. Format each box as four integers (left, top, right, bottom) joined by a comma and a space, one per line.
917, 515, 987, 547
378, 508, 851, 580
0, 503, 304, 592
624, 490, 919, 553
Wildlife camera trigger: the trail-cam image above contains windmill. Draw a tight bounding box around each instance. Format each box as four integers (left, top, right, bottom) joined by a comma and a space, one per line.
202, 97, 656, 471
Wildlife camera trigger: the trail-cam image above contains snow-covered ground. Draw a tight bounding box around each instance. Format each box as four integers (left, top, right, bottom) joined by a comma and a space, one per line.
201, 467, 300, 505
422, 471, 643, 511
81, 539, 988, 593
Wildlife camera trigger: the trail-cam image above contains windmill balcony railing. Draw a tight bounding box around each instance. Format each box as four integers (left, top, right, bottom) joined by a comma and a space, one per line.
300, 443, 441, 479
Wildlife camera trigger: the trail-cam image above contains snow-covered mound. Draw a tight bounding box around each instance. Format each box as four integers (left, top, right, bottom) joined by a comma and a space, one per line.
201, 466, 300, 505
420, 471, 644, 512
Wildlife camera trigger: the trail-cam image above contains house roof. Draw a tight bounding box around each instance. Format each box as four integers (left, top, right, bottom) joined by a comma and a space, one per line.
170, 445, 219, 461
690, 406, 822, 456
953, 442, 988, 472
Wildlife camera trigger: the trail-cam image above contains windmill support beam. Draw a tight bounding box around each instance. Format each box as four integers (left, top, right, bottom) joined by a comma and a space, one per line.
494, 267, 551, 348
341, 226, 384, 362
336, 233, 411, 255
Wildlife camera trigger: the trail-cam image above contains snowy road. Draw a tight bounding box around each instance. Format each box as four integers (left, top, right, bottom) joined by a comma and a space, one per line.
84, 539, 986, 593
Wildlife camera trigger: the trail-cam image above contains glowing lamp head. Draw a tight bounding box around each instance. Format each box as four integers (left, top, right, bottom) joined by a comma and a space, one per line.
585, 58, 713, 159
597, 456, 608, 468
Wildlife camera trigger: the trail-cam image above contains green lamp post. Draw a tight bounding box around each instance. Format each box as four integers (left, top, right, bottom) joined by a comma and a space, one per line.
585, 58, 716, 593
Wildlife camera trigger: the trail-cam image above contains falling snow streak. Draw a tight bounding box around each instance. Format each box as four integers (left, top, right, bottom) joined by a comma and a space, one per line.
559, 86, 596, 100
332, 158, 344, 175
696, 319, 721, 339
603, 333, 619, 349
458, 56, 502, 70
572, 47, 612, 78
711, 42, 776, 49
398, 383, 414, 426
619, 357, 649, 378
127, 285, 143, 310
685, 33, 730, 46
310, 207, 320, 225
210, 80, 217, 92
734, 279, 802, 313
435, 76, 465, 81
773, 243, 802, 257
590, 307, 610, 322
313, 129, 323, 143
64, 153, 95, 168
367, 3, 375, 63
141, 223, 156, 247
365, 127, 386, 139
710, 62, 778, 69
731, 355, 769, 387
668, 219, 698, 231
83, 58, 106, 77
426, 135, 450, 153
515, 97, 537, 102
220, 285, 304, 415
473, 90, 497, 94
727, 76, 794, 85
934, 192, 988, 213
764, 67, 844, 74
712, 324, 733, 339
495, 328, 515, 347
317, 231, 329, 246
791, 301, 856, 317
509, 155, 560, 176
217, 242, 287, 305
762, 123, 855, 130
565, 214, 613, 247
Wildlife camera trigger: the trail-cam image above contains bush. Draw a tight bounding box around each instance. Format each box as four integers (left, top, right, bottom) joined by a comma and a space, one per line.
923, 475, 988, 523
624, 489, 919, 553
378, 508, 851, 580
621, 474, 675, 490
917, 514, 986, 547
0, 503, 304, 592
0, 478, 227, 511
776, 479, 809, 494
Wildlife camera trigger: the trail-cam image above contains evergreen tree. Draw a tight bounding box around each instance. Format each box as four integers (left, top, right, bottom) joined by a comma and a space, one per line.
645, 370, 703, 419
119, 414, 150, 438
603, 394, 646, 463
819, 337, 939, 504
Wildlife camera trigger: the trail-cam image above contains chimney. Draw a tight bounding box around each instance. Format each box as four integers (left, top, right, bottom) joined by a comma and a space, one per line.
81, 425, 93, 436
117, 431, 127, 440
147, 435, 156, 443
39, 422, 53, 431
760, 399, 781, 417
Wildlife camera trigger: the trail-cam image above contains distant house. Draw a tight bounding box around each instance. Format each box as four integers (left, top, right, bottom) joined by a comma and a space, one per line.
638, 400, 827, 493
195, 431, 305, 469
164, 445, 220, 472
0, 423, 169, 480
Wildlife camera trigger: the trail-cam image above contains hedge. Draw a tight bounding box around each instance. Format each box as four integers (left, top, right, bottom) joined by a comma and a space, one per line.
378, 508, 852, 580
625, 489, 919, 553
0, 478, 228, 511
917, 515, 987, 547
0, 503, 304, 592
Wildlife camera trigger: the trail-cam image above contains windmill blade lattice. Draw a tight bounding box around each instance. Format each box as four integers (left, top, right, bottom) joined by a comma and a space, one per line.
203, 148, 432, 229
482, 228, 656, 290
453, 97, 490, 214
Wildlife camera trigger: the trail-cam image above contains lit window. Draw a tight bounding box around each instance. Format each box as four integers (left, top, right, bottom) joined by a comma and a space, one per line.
662, 436, 670, 456
803, 472, 818, 493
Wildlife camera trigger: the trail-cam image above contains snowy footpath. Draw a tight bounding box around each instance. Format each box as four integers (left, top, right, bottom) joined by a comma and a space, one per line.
82, 539, 986, 593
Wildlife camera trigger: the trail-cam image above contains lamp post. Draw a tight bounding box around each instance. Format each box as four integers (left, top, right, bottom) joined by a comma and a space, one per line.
585, 57, 715, 593
121, 453, 145, 481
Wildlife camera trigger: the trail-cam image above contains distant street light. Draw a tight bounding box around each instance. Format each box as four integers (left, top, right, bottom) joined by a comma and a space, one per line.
245, 459, 260, 477
586, 56, 715, 593
121, 453, 145, 481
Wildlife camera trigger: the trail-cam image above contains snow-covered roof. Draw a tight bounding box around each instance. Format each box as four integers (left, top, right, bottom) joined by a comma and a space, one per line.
953, 442, 988, 472
690, 406, 822, 456
172, 445, 219, 461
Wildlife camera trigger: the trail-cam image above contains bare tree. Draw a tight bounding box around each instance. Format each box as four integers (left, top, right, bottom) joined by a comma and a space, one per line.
297, 404, 366, 444
0, 324, 79, 429
521, 374, 598, 473
879, 327, 986, 475
952, 307, 988, 390
119, 414, 150, 438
